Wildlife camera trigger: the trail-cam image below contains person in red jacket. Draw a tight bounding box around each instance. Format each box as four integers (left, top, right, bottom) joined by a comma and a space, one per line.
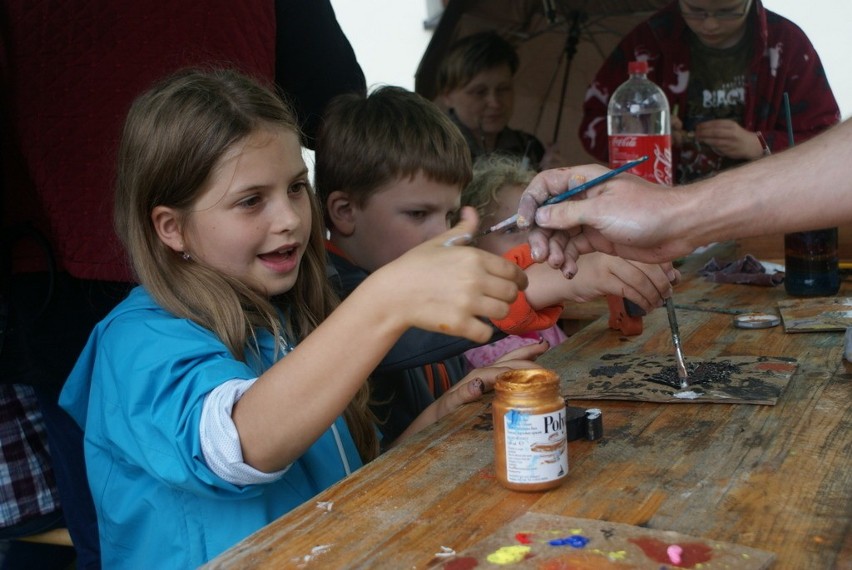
578, 0, 840, 183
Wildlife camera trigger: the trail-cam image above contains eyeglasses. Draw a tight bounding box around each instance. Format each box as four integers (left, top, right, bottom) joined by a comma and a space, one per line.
679, 0, 751, 21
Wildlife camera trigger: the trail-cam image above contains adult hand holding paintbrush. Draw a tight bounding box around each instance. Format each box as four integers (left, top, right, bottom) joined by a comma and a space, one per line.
478, 156, 650, 239
509, 157, 689, 386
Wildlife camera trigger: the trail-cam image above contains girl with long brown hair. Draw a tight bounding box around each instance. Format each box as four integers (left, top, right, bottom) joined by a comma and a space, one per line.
59, 68, 526, 568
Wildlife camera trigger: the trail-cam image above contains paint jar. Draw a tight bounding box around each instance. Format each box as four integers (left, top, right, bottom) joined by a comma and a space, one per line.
492, 369, 568, 491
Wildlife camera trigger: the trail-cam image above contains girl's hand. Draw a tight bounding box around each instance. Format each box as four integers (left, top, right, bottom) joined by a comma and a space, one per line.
522, 250, 678, 312
567, 252, 678, 313
365, 207, 528, 344
494, 340, 550, 363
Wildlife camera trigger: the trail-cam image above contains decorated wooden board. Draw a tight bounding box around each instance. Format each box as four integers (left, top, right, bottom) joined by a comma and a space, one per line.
777, 296, 852, 332
560, 353, 797, 405
429, 513, 774, 569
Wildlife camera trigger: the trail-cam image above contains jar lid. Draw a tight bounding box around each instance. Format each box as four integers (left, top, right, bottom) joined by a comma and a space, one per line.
733, 313, 781, 329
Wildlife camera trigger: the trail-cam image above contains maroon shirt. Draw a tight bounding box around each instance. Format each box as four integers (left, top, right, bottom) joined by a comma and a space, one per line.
1, 2, 276, 281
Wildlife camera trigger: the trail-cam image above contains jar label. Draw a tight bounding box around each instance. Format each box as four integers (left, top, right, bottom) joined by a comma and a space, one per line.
609, 134, 672, 186
502, 408, 568, 484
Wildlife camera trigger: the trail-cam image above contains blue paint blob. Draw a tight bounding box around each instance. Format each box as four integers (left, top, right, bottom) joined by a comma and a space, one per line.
548, 535, 590, 548
506, 409, 526, 429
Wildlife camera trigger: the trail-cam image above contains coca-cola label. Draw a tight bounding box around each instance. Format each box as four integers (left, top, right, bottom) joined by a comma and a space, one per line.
609, 134, 672, 186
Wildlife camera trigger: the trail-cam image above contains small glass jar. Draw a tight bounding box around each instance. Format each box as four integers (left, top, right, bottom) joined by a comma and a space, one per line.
492, 369, 568, 491
784, 228, 840, 296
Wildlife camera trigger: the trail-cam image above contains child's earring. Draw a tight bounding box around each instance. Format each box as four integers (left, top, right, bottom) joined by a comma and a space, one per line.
181, 251, 192, 261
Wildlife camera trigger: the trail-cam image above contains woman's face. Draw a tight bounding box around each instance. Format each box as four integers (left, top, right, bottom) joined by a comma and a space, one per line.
179, 128, 312, 297
441, 64, 515, 137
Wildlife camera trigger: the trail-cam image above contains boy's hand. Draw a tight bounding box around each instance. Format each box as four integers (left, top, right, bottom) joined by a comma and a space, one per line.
393, 360, 544, 447
369, 207, 528, 344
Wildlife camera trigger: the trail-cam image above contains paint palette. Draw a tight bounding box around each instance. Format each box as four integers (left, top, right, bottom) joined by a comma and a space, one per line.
560, 354, 798, 406
777, 296, 852, 332
430, 513, 774, 569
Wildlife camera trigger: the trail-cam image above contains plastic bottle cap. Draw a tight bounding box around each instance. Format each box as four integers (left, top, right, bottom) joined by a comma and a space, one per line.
628, 60, 649, 74
733, 313, 781, 329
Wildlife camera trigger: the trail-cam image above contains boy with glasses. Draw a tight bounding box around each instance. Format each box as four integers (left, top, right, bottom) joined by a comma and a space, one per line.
578, 0, 839, 183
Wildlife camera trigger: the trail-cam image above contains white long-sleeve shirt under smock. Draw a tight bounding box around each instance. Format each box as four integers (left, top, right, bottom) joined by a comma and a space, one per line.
200, 378, 353, 485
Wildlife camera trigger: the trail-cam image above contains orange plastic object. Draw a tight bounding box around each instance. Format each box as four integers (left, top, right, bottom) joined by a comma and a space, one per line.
606, 295, 643, 336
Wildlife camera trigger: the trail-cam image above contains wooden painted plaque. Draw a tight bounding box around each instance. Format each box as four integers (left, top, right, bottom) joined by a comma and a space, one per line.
558, 353, 797, 405
777, 296, 852, 332
429, 513, 774, 569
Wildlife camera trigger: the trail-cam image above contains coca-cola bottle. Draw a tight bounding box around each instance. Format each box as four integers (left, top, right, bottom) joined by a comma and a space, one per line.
607, 60, 672, 186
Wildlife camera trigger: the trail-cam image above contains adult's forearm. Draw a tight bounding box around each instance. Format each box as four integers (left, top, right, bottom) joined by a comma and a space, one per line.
682, 118, 852, 245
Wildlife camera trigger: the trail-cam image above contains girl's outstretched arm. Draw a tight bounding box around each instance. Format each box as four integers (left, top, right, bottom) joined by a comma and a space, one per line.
233, 208, 528, 471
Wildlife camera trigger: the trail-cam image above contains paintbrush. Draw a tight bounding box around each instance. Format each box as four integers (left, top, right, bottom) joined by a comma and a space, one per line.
665, 297, 689, 388
477, 155, 649, 237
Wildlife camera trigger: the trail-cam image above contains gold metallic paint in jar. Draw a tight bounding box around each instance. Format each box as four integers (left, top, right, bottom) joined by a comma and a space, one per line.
492, 369, 568, 491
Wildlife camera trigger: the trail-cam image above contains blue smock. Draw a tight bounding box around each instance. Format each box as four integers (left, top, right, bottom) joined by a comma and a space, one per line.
59, 286, 362, 568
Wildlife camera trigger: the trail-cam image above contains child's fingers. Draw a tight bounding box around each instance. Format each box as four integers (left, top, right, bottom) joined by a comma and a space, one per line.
496, 341, 549, 363
611, 261, 674, 311
438, 205, 478, 247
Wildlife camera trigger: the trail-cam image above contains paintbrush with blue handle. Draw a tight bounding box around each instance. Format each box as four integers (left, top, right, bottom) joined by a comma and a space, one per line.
476, 155, 649, 237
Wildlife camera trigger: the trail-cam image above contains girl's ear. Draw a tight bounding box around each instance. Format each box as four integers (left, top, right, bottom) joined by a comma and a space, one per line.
151, 206, 186, 253
326, 190, 356, 236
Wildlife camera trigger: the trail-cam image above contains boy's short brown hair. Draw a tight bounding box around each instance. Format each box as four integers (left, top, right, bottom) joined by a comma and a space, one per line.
436, 31, 519, 95
315, 86, 472, 229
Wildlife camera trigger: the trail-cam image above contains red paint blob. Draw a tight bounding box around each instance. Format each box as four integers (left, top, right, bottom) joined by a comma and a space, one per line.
443, 556, 478, 570
515, 532, 534, 544
628, 537, 713, 568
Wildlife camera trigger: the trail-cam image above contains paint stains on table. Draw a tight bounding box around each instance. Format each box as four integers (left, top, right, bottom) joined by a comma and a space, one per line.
565, 354, 797, 405
433, 513, 774, 569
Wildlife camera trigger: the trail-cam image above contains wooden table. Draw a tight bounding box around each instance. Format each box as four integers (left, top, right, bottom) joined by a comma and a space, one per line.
204, 241, 851, 570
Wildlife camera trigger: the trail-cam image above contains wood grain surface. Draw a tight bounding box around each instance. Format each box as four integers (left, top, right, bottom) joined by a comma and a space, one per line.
203, 240, 851, 570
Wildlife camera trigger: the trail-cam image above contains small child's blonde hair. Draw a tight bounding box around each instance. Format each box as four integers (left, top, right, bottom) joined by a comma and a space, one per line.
461, 154, 536, 220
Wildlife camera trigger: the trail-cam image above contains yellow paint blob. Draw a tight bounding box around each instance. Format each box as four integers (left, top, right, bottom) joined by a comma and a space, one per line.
486, 545, 532, 564
592, 549, 627, 561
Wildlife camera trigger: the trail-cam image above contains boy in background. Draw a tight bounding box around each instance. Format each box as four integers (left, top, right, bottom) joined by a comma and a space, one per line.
315, 86, 675, 446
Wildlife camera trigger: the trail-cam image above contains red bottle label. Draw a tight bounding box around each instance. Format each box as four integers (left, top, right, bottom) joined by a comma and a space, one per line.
609, 134, 673, 186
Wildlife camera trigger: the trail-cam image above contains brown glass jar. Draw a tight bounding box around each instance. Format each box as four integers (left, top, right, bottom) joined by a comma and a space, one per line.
492, 369, 568, 491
